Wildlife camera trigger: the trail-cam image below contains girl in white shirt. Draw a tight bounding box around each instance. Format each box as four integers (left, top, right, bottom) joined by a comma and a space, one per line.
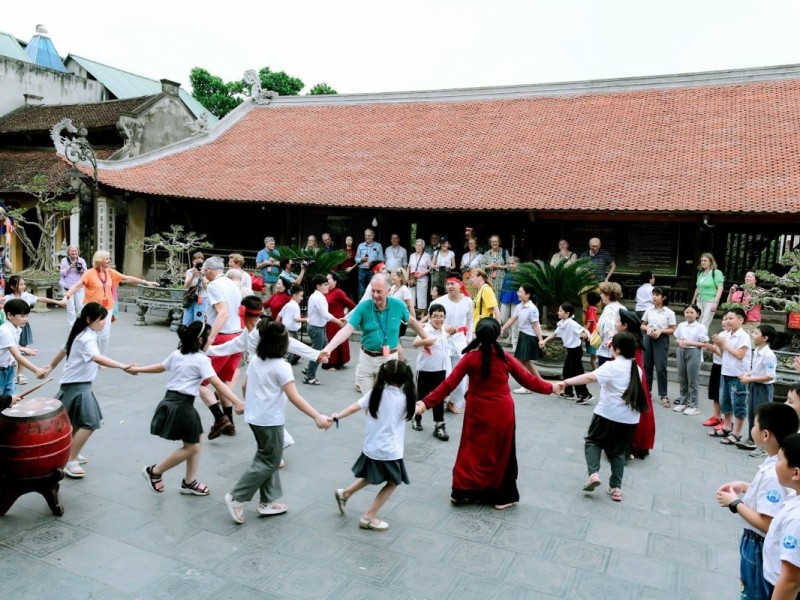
224, 320, 329, 524
641, 287, 677, 407
672, 304, 709, 415
47, 302, 132, 479
331, 359, 416, 531
540, 302, 590, 403
129, 321, 244, 496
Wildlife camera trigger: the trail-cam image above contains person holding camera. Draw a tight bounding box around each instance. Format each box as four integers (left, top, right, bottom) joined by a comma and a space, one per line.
60, 245, 87, 326
183, 252, 207, 325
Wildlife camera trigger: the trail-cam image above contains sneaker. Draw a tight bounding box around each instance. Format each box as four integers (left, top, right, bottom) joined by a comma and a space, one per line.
703, 415, 723, 427
582, 473, 601, 492
607, 487, 623, 502
513, 387, 531, 395
433, 423, 450, 441
575, 396, 592, 405
735, 438, 757, 451
683, 407, 700, 416
672, 403, 686, 412
411, 418, 423, 431
208, 415, 234, 440
580, 394, 594, 402
749, 447, 768, 459
224, 492, 245, 524
557, 392, 575, 399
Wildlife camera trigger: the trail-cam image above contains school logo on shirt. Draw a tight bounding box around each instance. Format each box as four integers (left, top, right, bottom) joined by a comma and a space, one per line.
766, 489, 784, 503
766, 361, 776, 371
782, 535, 799, 550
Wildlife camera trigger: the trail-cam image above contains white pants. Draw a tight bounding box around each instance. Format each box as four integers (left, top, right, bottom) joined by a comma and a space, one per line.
355, 350, 399, 395
98, 310, 112, 355
64, 287, 85, 326
447, 351, 468, 409
698, 300, 716, 331
414, 277, 429, 310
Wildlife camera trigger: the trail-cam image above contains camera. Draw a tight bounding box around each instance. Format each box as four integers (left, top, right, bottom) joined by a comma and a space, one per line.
297, 255, 315, 268
75, 262, 83, 272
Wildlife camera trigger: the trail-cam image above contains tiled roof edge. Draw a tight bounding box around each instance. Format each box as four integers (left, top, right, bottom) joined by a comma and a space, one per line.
268, 63, 800, 106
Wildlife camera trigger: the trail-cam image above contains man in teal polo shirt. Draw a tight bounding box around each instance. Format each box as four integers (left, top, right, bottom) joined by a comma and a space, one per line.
323, 274, 427, 393
256, 236, 280, 300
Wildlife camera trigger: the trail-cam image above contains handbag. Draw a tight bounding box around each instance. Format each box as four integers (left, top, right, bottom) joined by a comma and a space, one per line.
589, 328, 602, 349
182, 285, 199, 308
251, 272, 265, 292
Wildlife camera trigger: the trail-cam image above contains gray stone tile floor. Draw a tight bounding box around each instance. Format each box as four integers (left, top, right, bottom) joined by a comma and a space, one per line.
0, 309, 755, 599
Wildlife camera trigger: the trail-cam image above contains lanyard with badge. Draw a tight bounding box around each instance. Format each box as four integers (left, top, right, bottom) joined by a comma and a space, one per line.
372, 305, 390, 356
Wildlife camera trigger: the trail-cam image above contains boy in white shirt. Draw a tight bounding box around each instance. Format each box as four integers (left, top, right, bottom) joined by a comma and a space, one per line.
278, 286, 305, 365
436, 274, 473, 413
717, 403, 799, 600
737, 324, 779, 455
304, 275, 344, 386
709, 307, 752, 446
411, 304, 450, 441
0, 299, 47, 394
761, 432, 800, 598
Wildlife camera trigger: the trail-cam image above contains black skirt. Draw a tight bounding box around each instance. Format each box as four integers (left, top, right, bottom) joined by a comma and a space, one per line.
352, 452, 410, 485
150, 390, 203, 444
514, 331, 541, 361
585, 413, 637, 456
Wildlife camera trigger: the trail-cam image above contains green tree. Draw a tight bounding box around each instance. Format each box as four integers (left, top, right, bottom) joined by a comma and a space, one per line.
308, 82, 337, 95
258, 67, 304, 96
189, 67, 242, 118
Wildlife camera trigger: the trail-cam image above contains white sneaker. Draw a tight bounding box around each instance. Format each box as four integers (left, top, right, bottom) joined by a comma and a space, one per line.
672, 404, 686, 412
683, 407, 700, 416
513, 387, 531, 395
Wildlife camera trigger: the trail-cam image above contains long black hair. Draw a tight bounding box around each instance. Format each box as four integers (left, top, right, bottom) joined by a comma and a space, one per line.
177, 321, 210, 354
462, 317, 506, 378
368, 359, 416, 421
66, 302, 108, 356
612, 332, 648, 413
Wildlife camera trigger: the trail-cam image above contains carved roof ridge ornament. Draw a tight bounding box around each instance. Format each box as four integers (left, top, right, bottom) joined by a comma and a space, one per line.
51, 118, 98, 184
243, 69, 280, 105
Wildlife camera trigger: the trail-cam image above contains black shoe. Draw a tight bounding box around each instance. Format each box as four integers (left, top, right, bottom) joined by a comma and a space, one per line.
412, 418, 423, 431
433, 424, 449, 441
208, 416, 234, 440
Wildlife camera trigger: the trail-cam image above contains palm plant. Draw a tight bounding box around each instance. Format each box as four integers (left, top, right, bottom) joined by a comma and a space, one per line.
514, 258, 598, 328
278, 246, 348, 280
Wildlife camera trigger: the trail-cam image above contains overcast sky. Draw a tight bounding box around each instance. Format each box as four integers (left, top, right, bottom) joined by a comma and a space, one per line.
6, 1, 800, 95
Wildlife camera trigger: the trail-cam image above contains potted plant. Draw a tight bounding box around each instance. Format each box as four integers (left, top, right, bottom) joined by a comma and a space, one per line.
277, 246, 349, 281
128, 225, 212, 329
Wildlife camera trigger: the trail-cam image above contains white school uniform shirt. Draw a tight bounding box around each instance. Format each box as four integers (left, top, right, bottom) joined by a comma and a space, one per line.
592, 356, 642, 425
673, 320, 709, 344
307, 290, 334, 328
5, 291, 37, 307
720, 328, 752, 377
279, 299, 302, 333
416, 324, 449, 373
751, 344, 777, 385
357, 385, 407, 460
59, 329, 100, 384
634, 283, 654, 313
205, 276, 243, 334
244, 356, 294, 426
514, 300, 540, 336
763, 495, 800, 585
740, 454, 793, 535
642, 305, 676, 331
436, 294, 473, 351
0, 320, 20, 368
555, 317, 584, 349
162, 351, 216, 397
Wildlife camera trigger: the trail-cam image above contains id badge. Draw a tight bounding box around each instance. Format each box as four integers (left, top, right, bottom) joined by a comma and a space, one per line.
382, 345, 390, 357
197, 296, 203, 305
102, 298, 109, 307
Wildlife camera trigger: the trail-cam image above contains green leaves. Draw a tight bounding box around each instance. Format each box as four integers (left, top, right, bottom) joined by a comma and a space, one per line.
278, 246, 348, 279
514, 258, 597, 309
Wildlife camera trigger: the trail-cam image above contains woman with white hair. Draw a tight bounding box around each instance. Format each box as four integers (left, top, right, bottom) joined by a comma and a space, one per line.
64, 250, 157, 354
60, 245, 87, 326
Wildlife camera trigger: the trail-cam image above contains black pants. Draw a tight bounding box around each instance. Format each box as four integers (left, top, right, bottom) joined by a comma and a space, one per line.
417, 370, 446, 422
563, 346, 589, 397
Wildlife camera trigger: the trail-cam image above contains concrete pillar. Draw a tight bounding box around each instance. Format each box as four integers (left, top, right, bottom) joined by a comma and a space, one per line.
69, 194, 80, 247
123, 198, 146, 278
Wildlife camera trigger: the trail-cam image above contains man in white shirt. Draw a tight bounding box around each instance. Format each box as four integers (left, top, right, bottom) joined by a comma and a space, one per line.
202, 256, 244, 439
384, 234, 408, 272
304, 275, 345, 385
435, 274, 473, 413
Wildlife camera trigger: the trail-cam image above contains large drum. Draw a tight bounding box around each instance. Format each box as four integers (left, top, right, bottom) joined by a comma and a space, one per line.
0, 397, 72, 480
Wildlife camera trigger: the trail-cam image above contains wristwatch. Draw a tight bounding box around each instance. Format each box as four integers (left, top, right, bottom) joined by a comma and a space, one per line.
729, 499, 743, 514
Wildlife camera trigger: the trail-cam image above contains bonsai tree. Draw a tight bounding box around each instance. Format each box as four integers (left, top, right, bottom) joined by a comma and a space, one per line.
12, 174, 74, 274
513, 258, 598, 329
129, 225, 212, 287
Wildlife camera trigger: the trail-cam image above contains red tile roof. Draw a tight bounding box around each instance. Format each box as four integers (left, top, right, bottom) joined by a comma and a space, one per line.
0, 147, 115, 191
93, 77, 800, 214
0, 96, 153, 134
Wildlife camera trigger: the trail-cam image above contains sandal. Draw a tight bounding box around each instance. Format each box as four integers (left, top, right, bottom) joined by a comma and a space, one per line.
180, 479, 210, 496
64, 460, 86, 478
142, 465, 164, 493
708, 427, 732, 438
659, 396, 670, 408
720, 433, 742, 446
607, 487, 622, 502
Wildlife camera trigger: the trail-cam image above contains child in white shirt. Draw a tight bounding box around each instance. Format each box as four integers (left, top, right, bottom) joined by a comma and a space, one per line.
540, 302, 590, 403
672, 304, 709, 416
279, 286, 305, 365
737, 324, 779, 455
411, 303, 450, 440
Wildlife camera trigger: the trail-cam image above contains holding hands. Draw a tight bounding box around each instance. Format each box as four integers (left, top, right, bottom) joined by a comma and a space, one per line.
715, 481, 748, 507
551, 381, 566, 396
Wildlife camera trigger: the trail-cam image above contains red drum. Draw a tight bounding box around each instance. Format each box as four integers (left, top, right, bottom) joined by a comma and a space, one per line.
0, 398, 72, 480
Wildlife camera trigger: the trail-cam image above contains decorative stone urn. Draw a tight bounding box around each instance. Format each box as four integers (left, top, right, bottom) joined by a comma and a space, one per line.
134, 285, 184, 331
